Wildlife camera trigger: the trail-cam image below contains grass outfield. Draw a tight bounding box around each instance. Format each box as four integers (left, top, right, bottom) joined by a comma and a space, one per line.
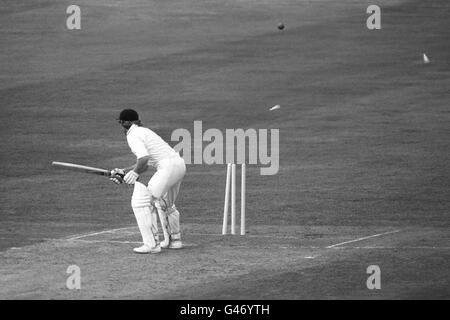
0, 0, 449, 299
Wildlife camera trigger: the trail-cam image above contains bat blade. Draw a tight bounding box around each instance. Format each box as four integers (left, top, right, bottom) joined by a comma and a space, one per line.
52, 161, 111, 176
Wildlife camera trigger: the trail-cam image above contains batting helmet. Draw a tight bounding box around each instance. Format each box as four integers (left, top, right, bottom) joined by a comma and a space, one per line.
118, 109, 139, 122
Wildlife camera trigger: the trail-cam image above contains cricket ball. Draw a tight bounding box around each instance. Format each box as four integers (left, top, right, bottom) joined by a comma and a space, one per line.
278, 23, 285, 30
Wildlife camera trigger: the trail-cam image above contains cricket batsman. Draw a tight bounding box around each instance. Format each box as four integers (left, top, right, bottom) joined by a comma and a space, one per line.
110, 109, 186, 254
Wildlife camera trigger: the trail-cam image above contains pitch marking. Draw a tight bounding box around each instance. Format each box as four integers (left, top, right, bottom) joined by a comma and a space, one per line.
353, 246, 450, 250
326, 230, 401, 248
66, 226, 136, 240
67, 239, 142, 244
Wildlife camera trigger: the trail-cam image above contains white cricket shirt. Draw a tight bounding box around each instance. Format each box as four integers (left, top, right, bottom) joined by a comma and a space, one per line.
126, 124, 179, 168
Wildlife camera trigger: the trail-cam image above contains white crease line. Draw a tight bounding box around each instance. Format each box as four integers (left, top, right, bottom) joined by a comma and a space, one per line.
66, 226, 137, 240
57, 239, 198, 247
326, 230, 401, 248
64, 228, 383, 242
56, 238, 142, 245
353, 246, 450, 250
3, 230, 404, 249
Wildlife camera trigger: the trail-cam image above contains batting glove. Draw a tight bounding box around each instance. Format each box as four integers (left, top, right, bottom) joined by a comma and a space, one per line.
124, 170, 139, 185
110, 168, 125, 185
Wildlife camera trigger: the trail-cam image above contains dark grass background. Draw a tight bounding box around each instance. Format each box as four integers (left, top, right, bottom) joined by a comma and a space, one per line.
0, 0, 449, 252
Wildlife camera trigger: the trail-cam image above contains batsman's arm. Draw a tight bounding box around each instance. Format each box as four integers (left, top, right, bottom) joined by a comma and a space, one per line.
123, 155, 150, 175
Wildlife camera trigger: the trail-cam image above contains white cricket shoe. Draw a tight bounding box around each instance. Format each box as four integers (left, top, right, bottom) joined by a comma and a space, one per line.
168, 239, 183, 249
160, 238, 170, 249
160, 236, 183, 249
133, 244, 161, 254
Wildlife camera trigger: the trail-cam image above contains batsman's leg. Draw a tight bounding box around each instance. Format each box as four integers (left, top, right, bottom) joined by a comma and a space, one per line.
131, 182, 160, 254
148, 157, 185, 249
148, 168, 171, 247
158, 181, 183, 249
154, 199, 170, 248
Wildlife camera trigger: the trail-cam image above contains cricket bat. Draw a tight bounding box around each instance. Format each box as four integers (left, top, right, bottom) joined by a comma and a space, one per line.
51, 161, 111, 177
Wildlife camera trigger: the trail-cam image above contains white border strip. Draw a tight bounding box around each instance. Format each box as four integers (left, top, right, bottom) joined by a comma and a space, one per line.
326, 230, 401, 248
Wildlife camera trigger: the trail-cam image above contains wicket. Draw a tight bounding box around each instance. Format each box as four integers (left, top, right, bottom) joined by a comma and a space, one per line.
222, 163, 246, 235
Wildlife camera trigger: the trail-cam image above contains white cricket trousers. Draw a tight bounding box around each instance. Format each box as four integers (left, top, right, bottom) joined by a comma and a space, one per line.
148, 156, 186, 205
131, 156, 186, 246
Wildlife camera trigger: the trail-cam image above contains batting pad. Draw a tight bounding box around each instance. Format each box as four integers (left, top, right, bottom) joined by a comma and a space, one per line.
155, 202, 181, 239
132, 207, 158, 247
167, 206, 181, 240
131, 182, 158, 246
131, 181, 151, 208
